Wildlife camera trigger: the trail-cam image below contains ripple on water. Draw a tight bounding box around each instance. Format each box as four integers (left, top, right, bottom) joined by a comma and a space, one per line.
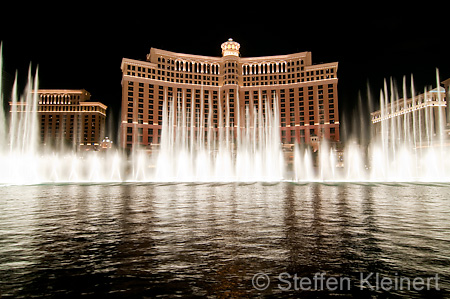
0, 183, 449, 297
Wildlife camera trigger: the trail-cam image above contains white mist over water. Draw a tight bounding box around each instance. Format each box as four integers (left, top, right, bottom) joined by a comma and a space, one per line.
293, 71, 450, 182
1, 49, 449, 184
152, 91, 284, 182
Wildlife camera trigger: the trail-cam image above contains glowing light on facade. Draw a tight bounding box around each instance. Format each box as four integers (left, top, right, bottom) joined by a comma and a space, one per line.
221, 38, 240, 57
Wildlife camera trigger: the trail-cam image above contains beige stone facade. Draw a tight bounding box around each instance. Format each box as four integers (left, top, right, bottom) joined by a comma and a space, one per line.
11, 89, 107, 150
120, 39, 339, 148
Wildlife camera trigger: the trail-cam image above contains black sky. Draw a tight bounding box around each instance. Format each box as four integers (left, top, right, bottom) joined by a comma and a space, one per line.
1, 4, 449, 132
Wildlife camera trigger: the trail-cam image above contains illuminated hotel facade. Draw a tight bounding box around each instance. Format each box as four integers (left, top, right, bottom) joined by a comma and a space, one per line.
371, 84, 449, 142
11, 89, 107, 149
120, 39, 339, 149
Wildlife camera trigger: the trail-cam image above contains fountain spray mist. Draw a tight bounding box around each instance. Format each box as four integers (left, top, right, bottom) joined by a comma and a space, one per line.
1, 48, 449, 183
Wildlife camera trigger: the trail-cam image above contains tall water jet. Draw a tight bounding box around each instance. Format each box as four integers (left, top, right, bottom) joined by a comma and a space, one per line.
0, 44, 6, 150
365, 71, 449, 181
151, 89, 285, 182
292, 71, 450, 182
1, 44, 450, 184
0, 53, 124, 184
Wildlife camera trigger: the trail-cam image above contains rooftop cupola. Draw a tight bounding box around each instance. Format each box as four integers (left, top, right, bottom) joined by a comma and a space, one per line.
221, 38, 240, 57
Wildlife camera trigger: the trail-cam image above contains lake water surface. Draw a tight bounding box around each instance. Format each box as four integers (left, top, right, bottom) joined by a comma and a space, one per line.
0, 183, 449, 298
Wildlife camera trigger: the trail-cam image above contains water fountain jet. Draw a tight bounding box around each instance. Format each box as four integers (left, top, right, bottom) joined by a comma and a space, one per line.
1, 48, 449, 184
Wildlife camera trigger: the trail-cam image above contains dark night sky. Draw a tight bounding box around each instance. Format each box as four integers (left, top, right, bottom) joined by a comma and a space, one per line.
1, 4, 449, 135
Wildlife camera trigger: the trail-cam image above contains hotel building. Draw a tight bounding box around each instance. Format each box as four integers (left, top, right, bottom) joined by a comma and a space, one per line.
11, 89, 108, 149
371, 84, 448, 143
120, 39, 339, 149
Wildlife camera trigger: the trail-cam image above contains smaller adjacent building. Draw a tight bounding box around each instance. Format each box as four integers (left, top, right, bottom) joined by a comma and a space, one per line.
371, 81, 449, 145
10, 89, 108, 150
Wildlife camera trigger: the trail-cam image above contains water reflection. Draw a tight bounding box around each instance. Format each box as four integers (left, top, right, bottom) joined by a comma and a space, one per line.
0, 183, 449, 297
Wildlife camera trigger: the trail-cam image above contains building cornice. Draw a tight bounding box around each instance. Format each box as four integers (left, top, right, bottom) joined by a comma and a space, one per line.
149, 48, 222, 62
240, 52, 310, 63
121, 58, 156, 71
33, 89, 89, 94
80, 101, 108, 110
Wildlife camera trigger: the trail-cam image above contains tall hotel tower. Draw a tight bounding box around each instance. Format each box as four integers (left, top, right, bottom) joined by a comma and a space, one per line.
120, 39, 339, 149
